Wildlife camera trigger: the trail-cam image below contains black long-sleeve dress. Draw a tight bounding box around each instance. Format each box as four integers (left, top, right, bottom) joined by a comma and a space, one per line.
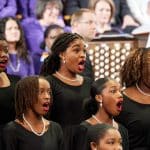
2, 121, 64, 150
115, 93, 150, 150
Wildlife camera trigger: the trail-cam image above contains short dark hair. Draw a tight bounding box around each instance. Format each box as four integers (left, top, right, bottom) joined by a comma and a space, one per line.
85, 77, 114, 116
88, 123, 116, 144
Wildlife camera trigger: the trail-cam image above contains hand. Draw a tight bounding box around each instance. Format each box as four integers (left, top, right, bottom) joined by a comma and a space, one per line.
122, 15, 139, 29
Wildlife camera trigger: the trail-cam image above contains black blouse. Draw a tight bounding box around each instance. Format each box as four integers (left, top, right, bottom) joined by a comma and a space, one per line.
2, 121, 64, 150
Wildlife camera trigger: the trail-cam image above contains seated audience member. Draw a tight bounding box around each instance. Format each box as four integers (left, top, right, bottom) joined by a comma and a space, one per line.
2, 76, 64, 150
89, 0, 123, 35
40, 24, 64, 62
0, 39, 20, 149
21, 0, 65, 74
71, 8, 96, 80
0, 0, 17, 18
115, 48, 150, 149
81, 77, 129, 150
88, 123, 123, 150
0, 17, 34, 78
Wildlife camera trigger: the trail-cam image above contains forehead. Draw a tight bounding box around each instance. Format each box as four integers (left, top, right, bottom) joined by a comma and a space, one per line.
81, 12, 96, 20
103, 128, 121, 139
39, 78, 50, 87
104, 80, 120, 88
48, 28, 64, 36
67, 39, 85, 48
96, 0, 111, 8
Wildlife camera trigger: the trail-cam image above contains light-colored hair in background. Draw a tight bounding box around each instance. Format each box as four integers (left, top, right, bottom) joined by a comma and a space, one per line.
71, 8, 95, 26
36, 0, 63, 19
89, 0, 115, 21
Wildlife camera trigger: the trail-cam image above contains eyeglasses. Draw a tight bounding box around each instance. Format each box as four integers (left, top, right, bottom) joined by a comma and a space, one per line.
79, 20, 97, 25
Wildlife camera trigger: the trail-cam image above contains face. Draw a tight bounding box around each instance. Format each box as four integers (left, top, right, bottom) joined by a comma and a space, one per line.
75, 12, 96, 41
141, 51, 150, 88
43, 4, 60, 25
60, 39, 86, 74
93, 129, 122, 150
45, 28, 64, 49
5, 19, 21, 43
100, 80, 123, 116
33, 78, 51, 116
95, 0, 112, 25
0, 42, 9, 72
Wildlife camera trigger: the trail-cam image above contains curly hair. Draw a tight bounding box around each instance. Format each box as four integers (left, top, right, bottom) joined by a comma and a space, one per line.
120, 48, 150, 87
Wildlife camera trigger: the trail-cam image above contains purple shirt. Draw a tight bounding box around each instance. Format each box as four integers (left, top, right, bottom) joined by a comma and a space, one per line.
0, 0, 17, 18
7, 54, 35, 78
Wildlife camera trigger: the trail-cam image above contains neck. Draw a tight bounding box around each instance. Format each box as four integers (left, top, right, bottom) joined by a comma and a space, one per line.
0, 72, 10, 87
136, 82, 150, 97
94, 110, 113, 125
8, 43, 16, 54
23, 110, 43, 125
56, 70, 78, 80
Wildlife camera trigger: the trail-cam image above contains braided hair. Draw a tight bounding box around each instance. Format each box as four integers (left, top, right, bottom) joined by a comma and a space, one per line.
40, 32, 83, 75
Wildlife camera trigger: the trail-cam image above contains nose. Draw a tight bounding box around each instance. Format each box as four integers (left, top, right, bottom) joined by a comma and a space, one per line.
80, 50, 86, 58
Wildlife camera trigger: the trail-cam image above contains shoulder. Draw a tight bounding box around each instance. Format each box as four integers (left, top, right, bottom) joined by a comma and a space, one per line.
7, 74, 20, 83
50, 121, 62, 131
80, 120, 91, 129
3, 121, 17, 133
118, 123, 128, 135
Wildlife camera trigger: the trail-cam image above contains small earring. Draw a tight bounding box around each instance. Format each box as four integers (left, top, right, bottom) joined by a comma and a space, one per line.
63, 58, 66, 64
100, 100, 102, 107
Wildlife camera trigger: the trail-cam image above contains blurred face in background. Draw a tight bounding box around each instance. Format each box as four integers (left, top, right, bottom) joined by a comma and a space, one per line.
5, 19, 21, 43
95, 0, 112, 25
73, 12, 97, 41
43, 3, 60, 25
0, 41, 9, 72
45, 28, 64, 49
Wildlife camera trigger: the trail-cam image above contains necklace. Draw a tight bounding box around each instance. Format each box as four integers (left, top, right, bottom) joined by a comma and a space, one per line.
23, 114, 45, 136
92, 115, 115, 128
56, 71, 80, 82
136, 83, 150, 97
9, 58, 20, 72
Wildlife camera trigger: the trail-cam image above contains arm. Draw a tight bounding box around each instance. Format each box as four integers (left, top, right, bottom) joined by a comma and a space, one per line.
0, 0, 17, 18
120, 0, 139, 28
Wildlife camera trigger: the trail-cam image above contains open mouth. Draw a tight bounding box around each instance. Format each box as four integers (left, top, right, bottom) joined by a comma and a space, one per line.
116, 100, 123, 111
78, 60, 85, 71
42, 102, 50, 112
0, 57, 8, 68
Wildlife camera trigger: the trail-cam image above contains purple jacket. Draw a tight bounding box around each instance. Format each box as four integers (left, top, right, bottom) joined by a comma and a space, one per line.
0, 0, 17, 18
16, 0, 36, 18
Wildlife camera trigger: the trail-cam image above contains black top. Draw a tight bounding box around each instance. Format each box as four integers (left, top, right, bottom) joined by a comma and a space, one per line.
115, 94, 150, 150
81, 121, 129, 150
46, 75, 92, 128
0, 74, 20, 125
2, 121, 64, 150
